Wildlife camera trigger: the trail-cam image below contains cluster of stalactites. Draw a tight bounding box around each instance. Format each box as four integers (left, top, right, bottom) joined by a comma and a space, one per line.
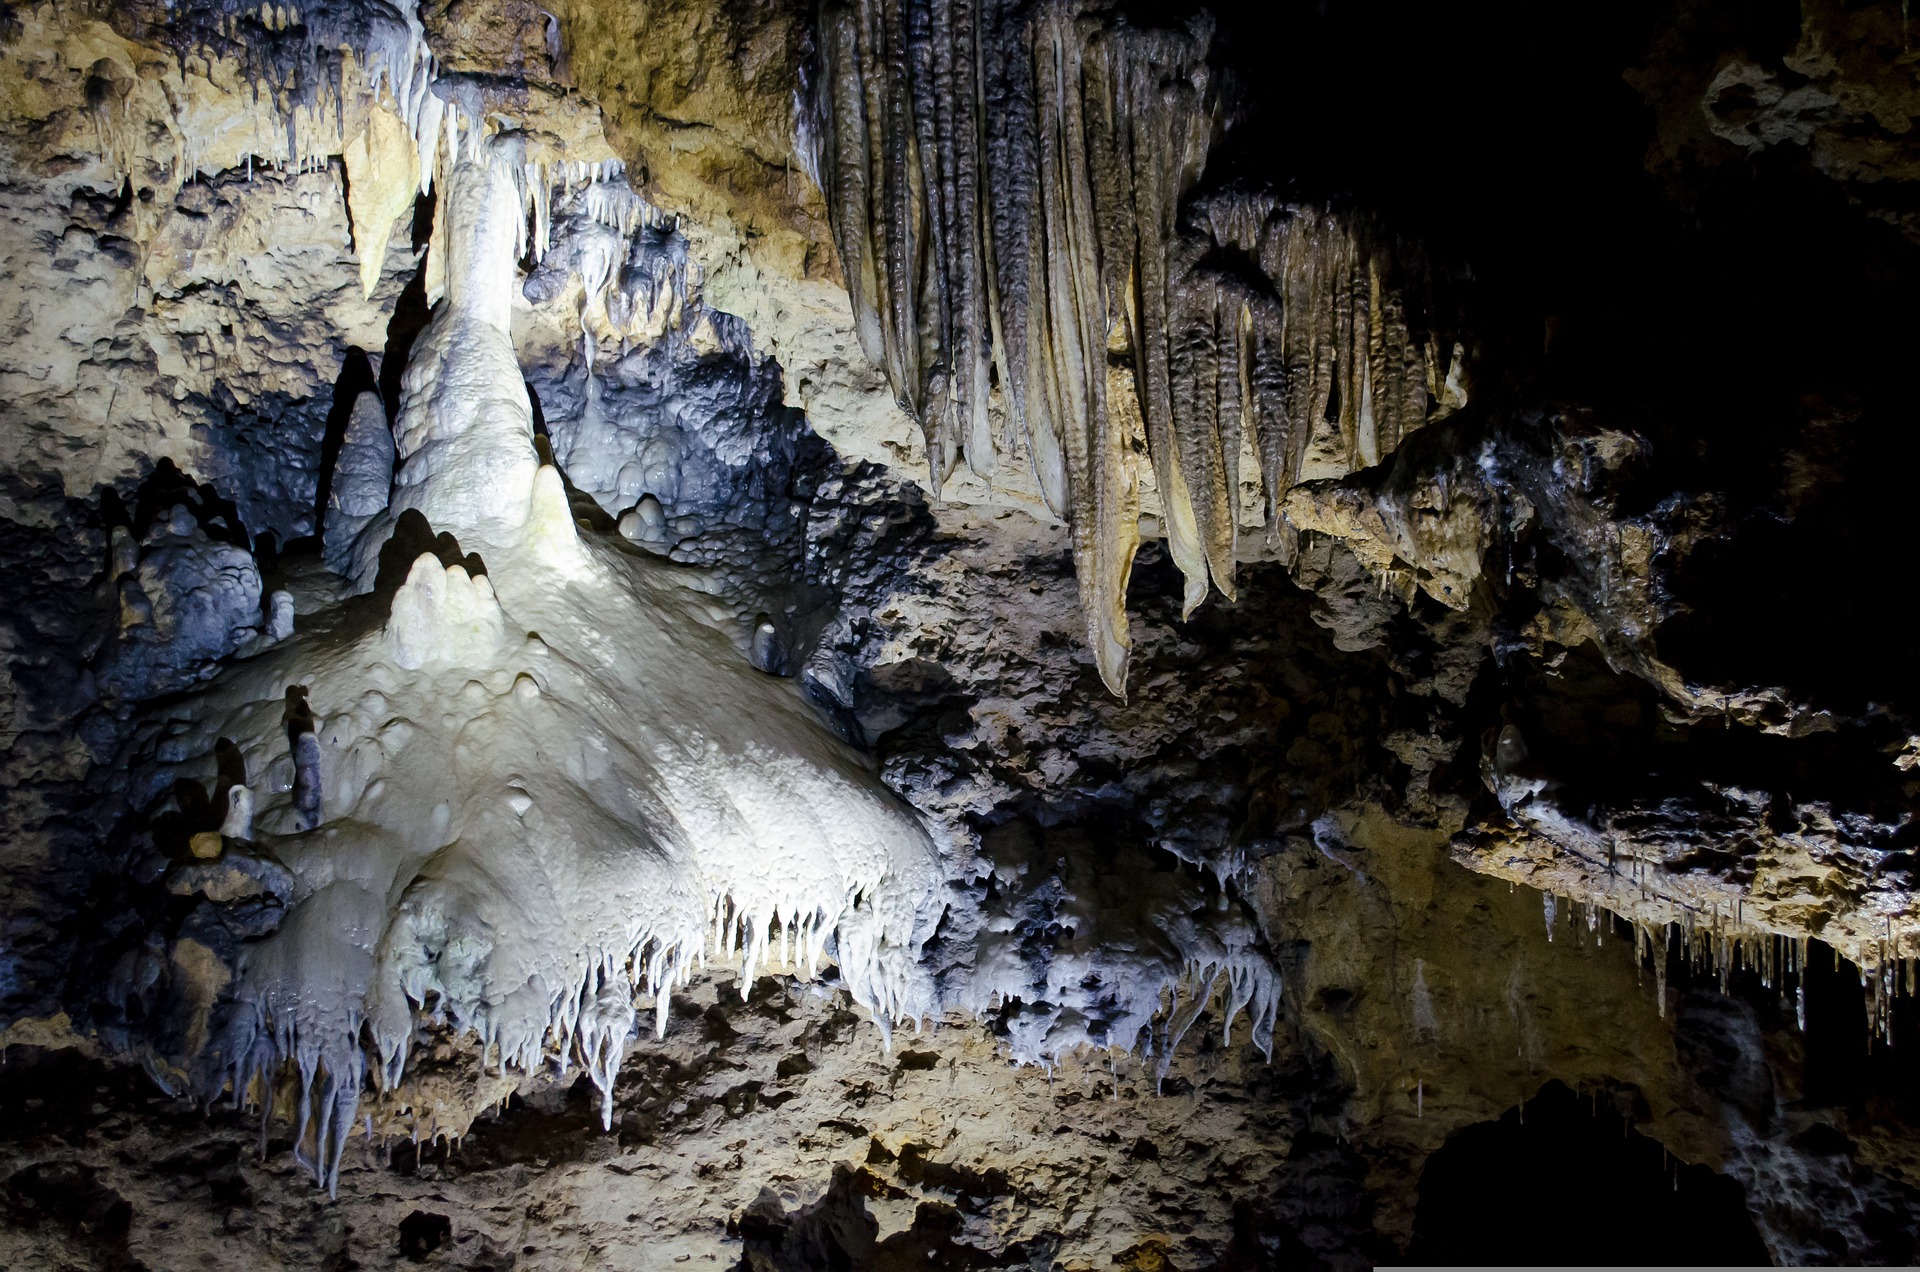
216, 894, 857, 1193
1552, 887, 1920, 1041
105, 0, 655, 256
815, 0, 1460, 695
411, 111, 679, 333
373, 923, 708, 1137
518, 157, 674, 265
520, 162, 701, 370
123, 0, 439, 179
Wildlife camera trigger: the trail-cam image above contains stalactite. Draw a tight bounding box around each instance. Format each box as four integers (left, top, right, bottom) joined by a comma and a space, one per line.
1104, 18, 1212, 624
1038, 6, 1144, 695
948, 0, 995, 479
816, 0, 1460, 694
981, 0, 1055, 505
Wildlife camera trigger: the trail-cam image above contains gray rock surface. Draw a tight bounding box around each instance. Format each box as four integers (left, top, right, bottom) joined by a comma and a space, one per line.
98, 504, 263, 702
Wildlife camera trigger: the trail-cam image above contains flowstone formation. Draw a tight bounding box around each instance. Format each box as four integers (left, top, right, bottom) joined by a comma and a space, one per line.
75, 77, 1286, 1206
120, 131, 947, 1191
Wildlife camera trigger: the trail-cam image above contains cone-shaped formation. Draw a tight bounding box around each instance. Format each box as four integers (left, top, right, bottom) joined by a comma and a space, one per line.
129, 134, 946, 1195
816, 0, 1464, 694
81, 17, 1283, 1191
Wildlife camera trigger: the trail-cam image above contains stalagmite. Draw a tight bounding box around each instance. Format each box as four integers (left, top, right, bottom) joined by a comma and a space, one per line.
323, 391, 396, 577
284, 685, 322, 831
383, 135, 540, 558
267, 590, 295, 642
221, 784, 256, 841
100, 127, 959, 1193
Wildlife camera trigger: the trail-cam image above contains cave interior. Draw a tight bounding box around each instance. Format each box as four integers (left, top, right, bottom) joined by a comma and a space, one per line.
3, 0, 1920, 1267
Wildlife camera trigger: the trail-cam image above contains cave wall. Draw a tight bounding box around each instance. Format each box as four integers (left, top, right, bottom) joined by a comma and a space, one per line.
4, 0, 1920, 1267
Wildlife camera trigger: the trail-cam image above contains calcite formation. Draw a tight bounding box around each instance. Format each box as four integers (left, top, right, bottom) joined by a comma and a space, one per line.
97, 131, 950, 1197
814, 0, 1465, 692
45, 57, 1281, 1207
6, 0, 1920, 1266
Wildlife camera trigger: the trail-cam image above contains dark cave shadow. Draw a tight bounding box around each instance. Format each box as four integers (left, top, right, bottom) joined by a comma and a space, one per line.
116, 458, 252, 550
1405, 1079, 1770, 1266
378, 250, 433, 425
369, 508, 488, 601
310, 346, 379, 547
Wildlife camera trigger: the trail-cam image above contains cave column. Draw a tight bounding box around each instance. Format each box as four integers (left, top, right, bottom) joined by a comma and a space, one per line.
380, 132, 540, 573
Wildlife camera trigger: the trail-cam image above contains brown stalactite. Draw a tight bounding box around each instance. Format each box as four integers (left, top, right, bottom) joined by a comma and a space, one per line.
905, 0, 952, 483
1114, 28, 1208, 626
1217, 293, 1251, 588
822, 7, 885, 368
815, 0, 1459, 694
1332, 231, 1359, 469
1035, 5, 1132, 692
1168, 242, 1230, 603
1247, 291, 1293, 556
979, 0, 1044, 493
878, 0, 920, 420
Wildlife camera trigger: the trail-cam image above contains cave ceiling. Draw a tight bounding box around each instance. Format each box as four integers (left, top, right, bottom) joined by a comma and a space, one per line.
4, 0, 1920, 1267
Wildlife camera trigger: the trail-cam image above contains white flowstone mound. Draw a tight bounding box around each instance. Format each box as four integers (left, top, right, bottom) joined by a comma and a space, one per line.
118, 103, 1282, 1197
134, 133, 946, 1193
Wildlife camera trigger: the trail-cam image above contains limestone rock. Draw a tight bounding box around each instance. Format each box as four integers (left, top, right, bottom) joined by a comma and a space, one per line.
5, 2, 1920, 1268
98, 505, 263, 701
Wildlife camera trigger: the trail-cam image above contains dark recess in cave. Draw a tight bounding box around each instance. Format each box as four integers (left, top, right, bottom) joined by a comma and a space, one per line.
1195, 0, 1920, 716
122, 458, 250, 551
1407, 1080, 1771, 1266
310, 345, 379, 547
378, 248, 435, 425
397, 1209, 453, 1260
1789, 942, 1920, 1123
